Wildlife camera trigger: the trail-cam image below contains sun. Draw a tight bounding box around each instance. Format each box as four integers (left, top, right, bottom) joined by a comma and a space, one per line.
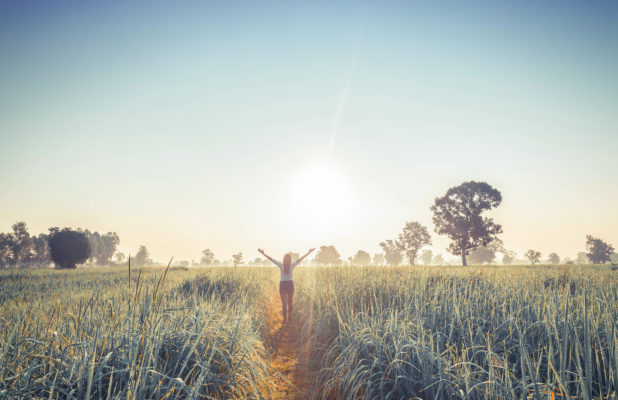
285, 163, 358, 236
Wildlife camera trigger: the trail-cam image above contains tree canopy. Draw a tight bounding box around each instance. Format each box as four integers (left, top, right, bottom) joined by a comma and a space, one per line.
585, 235, 614, 264
431, 181, 502, 266
48, 228, 91, 269
397, 221, 431, 266
314, 246, 342, 265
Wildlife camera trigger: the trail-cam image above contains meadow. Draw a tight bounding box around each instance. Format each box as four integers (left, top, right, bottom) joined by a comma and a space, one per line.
0, 265, 616, 399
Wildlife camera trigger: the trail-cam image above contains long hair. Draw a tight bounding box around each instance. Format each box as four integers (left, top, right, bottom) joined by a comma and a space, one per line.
283, 253, 292, 274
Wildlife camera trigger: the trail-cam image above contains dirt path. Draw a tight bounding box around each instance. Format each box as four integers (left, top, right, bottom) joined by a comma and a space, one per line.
263, 290, 313, 400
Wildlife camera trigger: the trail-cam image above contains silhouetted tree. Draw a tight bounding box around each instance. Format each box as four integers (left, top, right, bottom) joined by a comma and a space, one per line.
431, 181, 502, 266
232, 252, 243, 266
200, 249, 214, 266
585, 235, 614, 264
379, 240, 402, 266
373, 253, 385, 266
467, 246, 496, 265
525, 249, 541, 265
397, 221, 431, 265
134, 245, 149, 267
314, 246, 342, 265
48, 228, 91, 269
421, 250, 433, 266
0, 232, 15, 267
11, 222, 33, 267
547, 252, 560, 264
352, 250, 371, 266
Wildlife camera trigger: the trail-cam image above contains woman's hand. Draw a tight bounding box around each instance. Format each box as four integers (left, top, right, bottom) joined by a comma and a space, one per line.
258, 248, 265, 254
309, 248, 315, 253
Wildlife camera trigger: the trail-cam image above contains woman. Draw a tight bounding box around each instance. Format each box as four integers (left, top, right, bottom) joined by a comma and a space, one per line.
258, 248, 314, 323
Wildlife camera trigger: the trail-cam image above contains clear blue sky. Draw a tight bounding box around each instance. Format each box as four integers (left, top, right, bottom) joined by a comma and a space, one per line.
1, 0, 617, 263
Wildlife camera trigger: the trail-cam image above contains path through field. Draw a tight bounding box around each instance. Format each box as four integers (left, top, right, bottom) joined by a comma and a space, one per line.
263, 290, 313, 400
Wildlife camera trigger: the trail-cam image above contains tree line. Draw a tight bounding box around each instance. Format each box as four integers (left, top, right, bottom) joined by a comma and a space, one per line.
0, 222, 120, 268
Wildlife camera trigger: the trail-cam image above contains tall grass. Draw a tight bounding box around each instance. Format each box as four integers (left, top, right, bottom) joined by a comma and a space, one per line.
294, 265, 617, 399
0, 267, 277, 399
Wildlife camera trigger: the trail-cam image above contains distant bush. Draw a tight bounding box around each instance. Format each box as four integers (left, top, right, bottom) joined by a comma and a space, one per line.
48, 228, 91, 269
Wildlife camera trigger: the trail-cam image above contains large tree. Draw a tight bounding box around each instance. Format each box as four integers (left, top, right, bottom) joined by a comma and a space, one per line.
585, 235, 615, 264
48, 228, 91, 269
397, 221, 431, 265
314, 246, 342, 265
379, 240, 403, 266
431, 181, 502, 266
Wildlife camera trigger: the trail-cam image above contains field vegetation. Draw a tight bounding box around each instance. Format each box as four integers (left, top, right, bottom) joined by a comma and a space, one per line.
0, 264, 616, 399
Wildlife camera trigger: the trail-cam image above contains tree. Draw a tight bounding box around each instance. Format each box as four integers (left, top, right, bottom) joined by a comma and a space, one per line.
11, 222, 33, 267
432, 253, 445, 265
421, 250, 433, 266
467, 246, 496, 265
31, 233, 51, 268
134, 245, 149, 267
502, 250, 516, 265
397, 221, 432, 265
97, 232, 119, 265
431, 181, 503, 266
48, 228, 91, 269
253, 257, 264, 266
352, 250, 371, 266
314, 246, 342, 265
585, 235, 615, 264
576, 252, 590, 264
200, 249, 214, 266
232, 252, 244, 266
0, 232, 15, 267
525, 249, 541, 265
379, 240, 402, 266
373, 253, 385, 266
547, 252, 560, 264
610, 253, 618, 264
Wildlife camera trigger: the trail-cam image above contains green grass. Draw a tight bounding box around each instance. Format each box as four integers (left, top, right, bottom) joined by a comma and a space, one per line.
293, 265, 617, 399
1, 264, 616, 399
0, 266, 278, 399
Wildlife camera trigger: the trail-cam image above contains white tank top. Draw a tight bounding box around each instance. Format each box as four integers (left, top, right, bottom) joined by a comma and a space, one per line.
272, 259, 302, 281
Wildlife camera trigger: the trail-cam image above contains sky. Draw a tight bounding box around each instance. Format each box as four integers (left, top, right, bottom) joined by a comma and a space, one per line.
1, 0, 617, 264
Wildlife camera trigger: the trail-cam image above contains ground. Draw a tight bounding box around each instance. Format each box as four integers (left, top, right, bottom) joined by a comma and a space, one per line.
263, 290, 313, 400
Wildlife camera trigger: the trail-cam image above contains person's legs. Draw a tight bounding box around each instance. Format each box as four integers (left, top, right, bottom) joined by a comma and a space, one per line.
288, 282, 294, 319
279, 282, 287, 322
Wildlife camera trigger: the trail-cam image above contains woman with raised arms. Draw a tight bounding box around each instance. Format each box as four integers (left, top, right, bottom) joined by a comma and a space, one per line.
258, 248, 315, 323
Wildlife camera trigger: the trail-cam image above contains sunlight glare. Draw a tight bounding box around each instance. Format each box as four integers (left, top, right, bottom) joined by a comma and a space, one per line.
286, 163, 358, 236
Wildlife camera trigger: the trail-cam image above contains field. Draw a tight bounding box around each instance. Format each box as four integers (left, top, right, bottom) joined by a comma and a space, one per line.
0, 265, 616, 399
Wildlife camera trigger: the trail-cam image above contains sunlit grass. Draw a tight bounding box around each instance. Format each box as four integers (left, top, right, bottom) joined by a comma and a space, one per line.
294, 265, 618, 399
0, 266, 279, 399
